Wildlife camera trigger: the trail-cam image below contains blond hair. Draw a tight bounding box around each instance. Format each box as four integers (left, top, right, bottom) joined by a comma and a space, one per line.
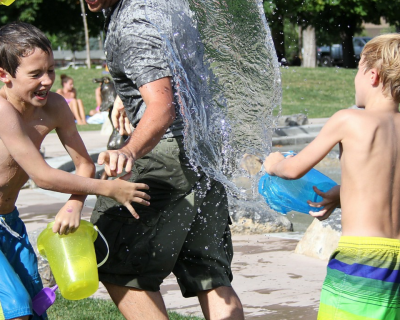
361, 33, 400, 102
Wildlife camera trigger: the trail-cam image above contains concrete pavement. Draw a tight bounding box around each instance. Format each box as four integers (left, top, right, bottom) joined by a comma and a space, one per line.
17, 122, 329, 319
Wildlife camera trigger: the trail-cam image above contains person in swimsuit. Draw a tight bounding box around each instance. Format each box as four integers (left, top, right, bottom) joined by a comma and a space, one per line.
0, 22, 150, 320
56, 74, 87, 125
264, 34, 400, 320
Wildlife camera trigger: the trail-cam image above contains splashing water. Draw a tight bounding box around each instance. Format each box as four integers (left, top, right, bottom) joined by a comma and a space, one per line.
144, 0, 281, 199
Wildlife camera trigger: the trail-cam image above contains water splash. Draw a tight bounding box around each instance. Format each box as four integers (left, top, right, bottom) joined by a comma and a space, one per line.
144, 0, 281, 199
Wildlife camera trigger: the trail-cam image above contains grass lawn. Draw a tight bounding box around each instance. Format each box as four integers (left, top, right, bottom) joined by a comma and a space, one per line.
280, 66, 357, 118
56, 65, 357, 127
48, 291, 204, 320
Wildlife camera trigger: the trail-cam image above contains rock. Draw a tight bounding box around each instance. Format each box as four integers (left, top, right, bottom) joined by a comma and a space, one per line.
295, 209, 342, 260
229, 197, 293, 234
276, 114, 309, 127
240, 154, 262, 176
231, 216, 293, 234
28, 228, 56, 288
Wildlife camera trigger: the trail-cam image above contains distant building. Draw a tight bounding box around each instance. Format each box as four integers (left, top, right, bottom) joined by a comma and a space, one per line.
362, 18, 393, 38
53, 48, 106, 68
54, 35, 106, 68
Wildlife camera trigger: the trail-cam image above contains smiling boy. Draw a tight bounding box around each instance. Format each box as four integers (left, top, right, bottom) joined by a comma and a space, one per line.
264, 34, 400, 319
0, 22, 150, 320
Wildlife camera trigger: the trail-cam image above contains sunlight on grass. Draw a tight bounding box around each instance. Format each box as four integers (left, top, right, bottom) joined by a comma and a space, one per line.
280, 67, 357, 118
56, 66, 358, 126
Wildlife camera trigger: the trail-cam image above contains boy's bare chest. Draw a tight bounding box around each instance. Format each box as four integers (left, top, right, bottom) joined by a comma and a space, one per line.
0, 123, 50, 167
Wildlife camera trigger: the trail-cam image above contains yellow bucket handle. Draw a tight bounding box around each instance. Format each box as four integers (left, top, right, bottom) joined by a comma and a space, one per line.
94, 226, 109, 268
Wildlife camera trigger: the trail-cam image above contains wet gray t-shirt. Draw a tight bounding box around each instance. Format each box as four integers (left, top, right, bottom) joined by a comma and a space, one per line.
103, 0, 183, 138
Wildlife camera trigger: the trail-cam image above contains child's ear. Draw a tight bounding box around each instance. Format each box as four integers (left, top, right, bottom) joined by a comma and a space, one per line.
0, 68, 11, 84
369, 68, 380, 87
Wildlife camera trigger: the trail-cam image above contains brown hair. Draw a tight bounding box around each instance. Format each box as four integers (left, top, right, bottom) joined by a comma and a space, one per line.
0, 21, 52, 77
60, 74, 72, 86
361, 33, 400, 102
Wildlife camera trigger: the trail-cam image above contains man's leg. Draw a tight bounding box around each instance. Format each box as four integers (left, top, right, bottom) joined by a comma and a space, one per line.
198, 286, 244, 320
103, 281, 169, 320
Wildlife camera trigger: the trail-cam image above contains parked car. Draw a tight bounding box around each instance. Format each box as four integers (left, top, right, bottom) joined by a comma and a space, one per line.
317, 36, 372, 67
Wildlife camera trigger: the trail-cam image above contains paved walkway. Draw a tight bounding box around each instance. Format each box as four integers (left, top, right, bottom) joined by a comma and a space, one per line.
17, 123, 329, 319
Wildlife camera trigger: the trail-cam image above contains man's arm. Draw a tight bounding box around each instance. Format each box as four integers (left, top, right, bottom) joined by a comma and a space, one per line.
98, 77, 175, 176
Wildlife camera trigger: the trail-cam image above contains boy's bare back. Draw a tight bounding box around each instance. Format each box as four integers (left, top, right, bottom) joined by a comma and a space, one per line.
337, 108, 400, 238
264, 34, 400, 239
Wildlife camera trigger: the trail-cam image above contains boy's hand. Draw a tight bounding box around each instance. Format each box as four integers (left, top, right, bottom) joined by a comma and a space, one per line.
308, 185, 341, 220
112, 97, 132, 136
52, 201, 82, 235
263, 152, 285, 175
109, 172, 150, 219
98, 149, 134, 177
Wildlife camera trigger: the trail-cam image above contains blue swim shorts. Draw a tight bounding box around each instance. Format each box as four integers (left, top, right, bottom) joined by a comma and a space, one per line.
0, 207, 47, 320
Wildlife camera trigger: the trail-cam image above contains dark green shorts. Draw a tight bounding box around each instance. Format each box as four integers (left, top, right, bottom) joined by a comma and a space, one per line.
91, 136, 233, 297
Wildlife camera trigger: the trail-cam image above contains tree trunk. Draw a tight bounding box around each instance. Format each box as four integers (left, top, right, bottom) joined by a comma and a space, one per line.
80, 0, 91, 69
269, 17, 285, 64
302, 26, 316, 68
341, 30, 356, 68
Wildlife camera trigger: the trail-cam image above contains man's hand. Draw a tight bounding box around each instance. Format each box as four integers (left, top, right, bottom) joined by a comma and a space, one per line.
98, 149, 135, 177
52, 200, 82, 235
308, 185, 341, 220
263, 152, 285, 175
112, 96, 132, 136
109, 173, 151, 219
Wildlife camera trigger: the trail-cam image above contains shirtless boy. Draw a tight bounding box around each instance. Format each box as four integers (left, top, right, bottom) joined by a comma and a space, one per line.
0, 22, 150, 320
264, 34, 400, 319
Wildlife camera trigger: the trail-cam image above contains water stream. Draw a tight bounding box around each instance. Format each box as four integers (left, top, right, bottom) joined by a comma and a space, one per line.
145, 0, 281, 200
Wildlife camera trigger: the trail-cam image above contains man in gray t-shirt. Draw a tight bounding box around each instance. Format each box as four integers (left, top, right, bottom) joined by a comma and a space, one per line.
86, 0, 244, 319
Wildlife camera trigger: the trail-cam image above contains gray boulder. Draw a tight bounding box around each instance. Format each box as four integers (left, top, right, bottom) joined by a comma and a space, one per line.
276, 114, 309, 127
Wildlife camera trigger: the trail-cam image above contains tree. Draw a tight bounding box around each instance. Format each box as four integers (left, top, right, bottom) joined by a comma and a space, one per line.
264, 0, 400, 68
1, 0, 103, 52
263, 0, 304, 64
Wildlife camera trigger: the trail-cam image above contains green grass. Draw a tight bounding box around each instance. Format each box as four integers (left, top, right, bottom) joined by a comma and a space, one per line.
47, 291, 204, 320
280, 67, 357, 118
57, 66, 357, 125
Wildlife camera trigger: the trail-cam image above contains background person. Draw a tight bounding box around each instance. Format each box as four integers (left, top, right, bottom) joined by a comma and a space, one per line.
56, 74, 87, 125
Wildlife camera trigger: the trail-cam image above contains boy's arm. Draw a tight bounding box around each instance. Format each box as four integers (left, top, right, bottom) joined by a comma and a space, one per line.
0, 99, 150, 219
52, 102, 96, 234
264, 110, 349, 179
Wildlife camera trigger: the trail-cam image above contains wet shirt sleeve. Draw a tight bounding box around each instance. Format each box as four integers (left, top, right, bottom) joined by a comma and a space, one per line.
120, 19, 172, 88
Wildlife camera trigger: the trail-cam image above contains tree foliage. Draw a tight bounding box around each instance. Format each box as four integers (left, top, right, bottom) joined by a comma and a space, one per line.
1, 0, 104, 51
264, 0, 400, 68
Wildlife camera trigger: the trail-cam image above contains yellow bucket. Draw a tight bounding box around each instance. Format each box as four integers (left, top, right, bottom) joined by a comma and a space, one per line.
37, 220, 108, 300
0, 0, 16, 6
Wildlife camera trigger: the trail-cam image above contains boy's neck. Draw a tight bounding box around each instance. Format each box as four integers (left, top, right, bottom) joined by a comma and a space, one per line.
363, 97, 399, 113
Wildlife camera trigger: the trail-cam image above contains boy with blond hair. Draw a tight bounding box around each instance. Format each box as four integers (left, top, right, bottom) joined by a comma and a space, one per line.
264, 33, 400, 319
0, 22, 150, 320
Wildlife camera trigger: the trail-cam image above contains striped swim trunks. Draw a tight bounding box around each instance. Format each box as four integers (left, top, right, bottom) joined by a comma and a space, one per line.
318, 236, 400, 320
